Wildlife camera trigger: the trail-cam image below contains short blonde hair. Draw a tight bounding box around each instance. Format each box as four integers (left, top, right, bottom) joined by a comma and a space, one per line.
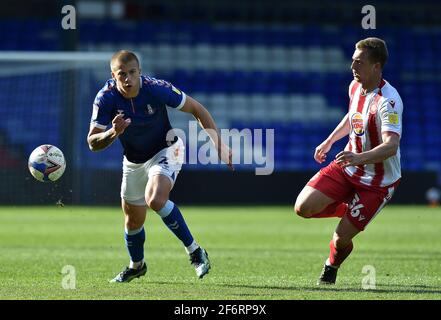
356, 37, 388, 69
110, 50, 140, 71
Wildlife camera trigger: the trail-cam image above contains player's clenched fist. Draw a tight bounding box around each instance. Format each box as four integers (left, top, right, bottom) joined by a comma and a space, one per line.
112, 113, 131, 136
335, 150, 363, 168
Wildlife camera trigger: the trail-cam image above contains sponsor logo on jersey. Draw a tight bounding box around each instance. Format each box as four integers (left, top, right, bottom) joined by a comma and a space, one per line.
389, 100, 395, 108
351, 112, 365, 136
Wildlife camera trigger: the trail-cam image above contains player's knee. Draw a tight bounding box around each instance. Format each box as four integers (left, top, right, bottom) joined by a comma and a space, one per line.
146, 195, 167, 212
294, 201, 312, 218
124, 213, 145, 230
125, 218, 142, 231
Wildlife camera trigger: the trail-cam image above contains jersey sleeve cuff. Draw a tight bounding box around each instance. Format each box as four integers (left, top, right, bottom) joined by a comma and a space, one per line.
382, 130, 401, 137
91, 122, 107, 130
175, 92, 186, 110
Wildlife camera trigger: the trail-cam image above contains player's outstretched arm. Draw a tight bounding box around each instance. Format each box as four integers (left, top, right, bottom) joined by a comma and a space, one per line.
314, 113, 350, 163
180, 95, 234, 170
87, 114, 131, 151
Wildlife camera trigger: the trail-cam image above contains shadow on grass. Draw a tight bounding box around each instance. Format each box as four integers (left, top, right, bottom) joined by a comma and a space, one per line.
218, 283, 441, 295
147, 280, 441, 296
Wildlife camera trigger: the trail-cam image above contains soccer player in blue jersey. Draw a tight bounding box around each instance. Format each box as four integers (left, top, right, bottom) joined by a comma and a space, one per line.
87, 50, 233, 283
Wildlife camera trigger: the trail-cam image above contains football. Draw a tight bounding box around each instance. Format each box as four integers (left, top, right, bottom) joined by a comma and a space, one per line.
28, 144, 66, 182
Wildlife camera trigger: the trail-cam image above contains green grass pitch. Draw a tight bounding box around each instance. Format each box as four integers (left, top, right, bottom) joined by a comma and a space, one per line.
0, 205, 440, 300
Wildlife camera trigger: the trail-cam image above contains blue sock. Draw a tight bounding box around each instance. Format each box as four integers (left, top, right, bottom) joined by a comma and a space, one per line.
124, 226, 145, 265
157, 200, 194, 247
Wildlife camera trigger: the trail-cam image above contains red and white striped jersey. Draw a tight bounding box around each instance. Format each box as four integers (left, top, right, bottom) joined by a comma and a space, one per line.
344, 79, 403, 187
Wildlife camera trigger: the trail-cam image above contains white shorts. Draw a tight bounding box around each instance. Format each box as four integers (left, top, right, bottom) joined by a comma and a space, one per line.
120, 138, 185, 206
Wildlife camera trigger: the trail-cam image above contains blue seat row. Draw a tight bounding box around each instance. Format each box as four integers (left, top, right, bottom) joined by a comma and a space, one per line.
1, 18, 440, 50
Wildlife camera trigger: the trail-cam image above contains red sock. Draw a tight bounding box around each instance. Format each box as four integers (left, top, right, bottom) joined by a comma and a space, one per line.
328, 239, 353, 267
311, 202, 347, 218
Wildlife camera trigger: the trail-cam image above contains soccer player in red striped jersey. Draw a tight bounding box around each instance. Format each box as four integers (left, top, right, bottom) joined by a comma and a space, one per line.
294, 38, 403, 285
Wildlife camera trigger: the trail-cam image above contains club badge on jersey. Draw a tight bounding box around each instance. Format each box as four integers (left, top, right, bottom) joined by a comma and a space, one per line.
146, 105, 155, 115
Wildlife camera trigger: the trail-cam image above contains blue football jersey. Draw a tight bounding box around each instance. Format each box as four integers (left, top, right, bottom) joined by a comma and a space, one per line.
91, 75, 186, 163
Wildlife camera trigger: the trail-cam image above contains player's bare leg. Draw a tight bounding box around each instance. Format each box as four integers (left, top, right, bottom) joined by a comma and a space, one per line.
145, 174, 172, 212
147, 174, 211, 278
122, 200, 147, 231
295, 186, 347, 218
318, 215, 360, 285
110, 200, 147, 283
